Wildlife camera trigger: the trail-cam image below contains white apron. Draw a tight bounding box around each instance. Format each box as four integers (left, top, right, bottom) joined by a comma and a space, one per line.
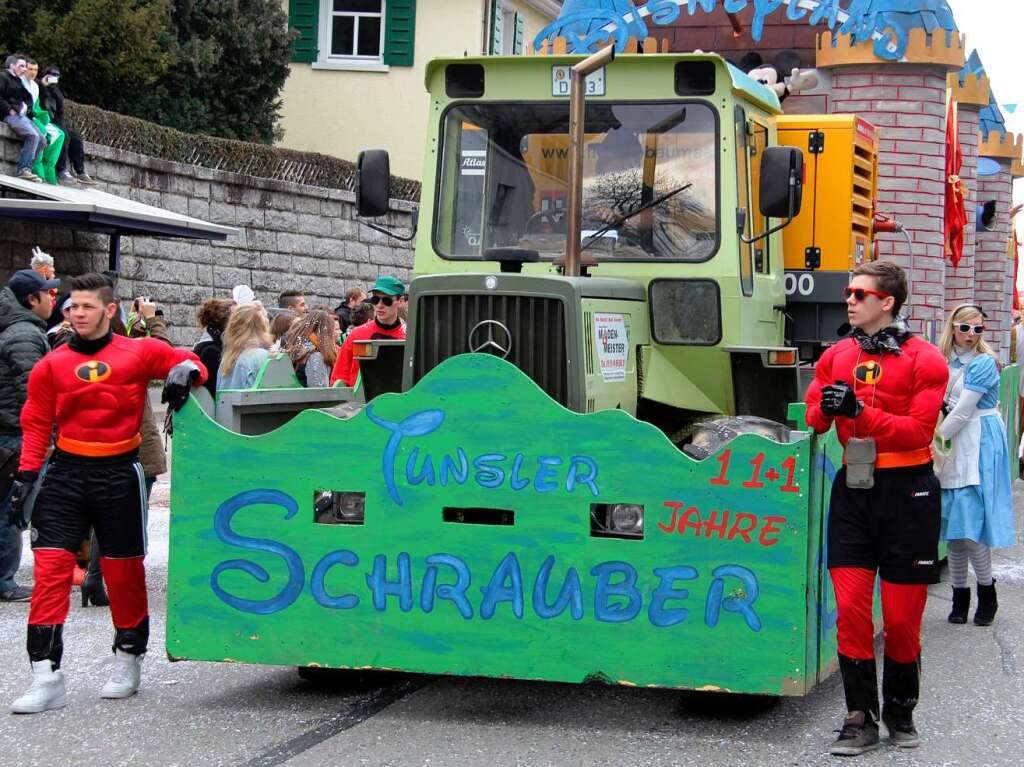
938, 357, 998, 489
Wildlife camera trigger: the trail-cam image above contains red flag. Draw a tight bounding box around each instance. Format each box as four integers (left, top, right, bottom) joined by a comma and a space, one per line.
944, 96, 967, 268
1013, 229, 1021, 312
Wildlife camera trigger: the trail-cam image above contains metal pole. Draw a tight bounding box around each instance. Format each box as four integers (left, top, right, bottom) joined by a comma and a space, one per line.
565, 44, 615, 278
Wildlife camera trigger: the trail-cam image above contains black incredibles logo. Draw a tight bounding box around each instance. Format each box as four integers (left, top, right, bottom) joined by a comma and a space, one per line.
853, 360, 883, 386
74, 360, 112, 383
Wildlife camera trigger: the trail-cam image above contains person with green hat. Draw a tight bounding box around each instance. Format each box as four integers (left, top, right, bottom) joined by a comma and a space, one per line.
330, 276, 407, 387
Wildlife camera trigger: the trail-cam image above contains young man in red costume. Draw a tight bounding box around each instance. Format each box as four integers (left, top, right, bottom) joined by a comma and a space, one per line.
8, 273, 207, 714
805, 261, 947, 755
330, 275, 406, 387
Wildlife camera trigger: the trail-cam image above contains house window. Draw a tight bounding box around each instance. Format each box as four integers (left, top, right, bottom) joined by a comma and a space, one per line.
501, 9, 516, 54
489, 1, 524, 55
291, 0, 415, 69
325, 0, 385, 60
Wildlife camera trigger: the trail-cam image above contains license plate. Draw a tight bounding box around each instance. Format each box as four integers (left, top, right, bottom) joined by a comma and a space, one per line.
552, 66, 605, 97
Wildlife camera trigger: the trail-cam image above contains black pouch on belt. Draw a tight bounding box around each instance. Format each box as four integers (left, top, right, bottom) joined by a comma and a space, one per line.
845, 437, 876, 490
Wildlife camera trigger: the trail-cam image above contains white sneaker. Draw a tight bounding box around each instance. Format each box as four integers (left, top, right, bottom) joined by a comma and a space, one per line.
100, 651, 144, 699
11, 660, 67, 714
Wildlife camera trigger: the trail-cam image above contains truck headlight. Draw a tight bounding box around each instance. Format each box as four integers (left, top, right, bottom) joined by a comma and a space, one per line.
590, 503, 644, 539
610, 504, 644, 533
314, 491, 365, 525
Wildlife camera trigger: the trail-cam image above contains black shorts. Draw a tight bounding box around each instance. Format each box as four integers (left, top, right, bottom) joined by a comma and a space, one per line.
827, 463, 941, 584
30, 449, 148, 557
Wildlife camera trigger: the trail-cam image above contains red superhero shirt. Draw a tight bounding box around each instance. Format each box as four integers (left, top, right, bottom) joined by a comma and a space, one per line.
330, 319, 406, 387
805, 335, 948, 453
19, 334, 207, 471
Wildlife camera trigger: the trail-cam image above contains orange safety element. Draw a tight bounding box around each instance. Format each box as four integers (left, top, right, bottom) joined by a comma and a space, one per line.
352, 341, 374, 359
56, 433, 142, 457
843, 446, 932, 470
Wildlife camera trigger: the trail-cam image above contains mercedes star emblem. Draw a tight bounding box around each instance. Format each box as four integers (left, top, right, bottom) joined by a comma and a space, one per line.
468, 320, 512, 359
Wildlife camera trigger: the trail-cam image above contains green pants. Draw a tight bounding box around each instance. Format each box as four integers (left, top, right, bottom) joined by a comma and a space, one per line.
31, 112, 65, 185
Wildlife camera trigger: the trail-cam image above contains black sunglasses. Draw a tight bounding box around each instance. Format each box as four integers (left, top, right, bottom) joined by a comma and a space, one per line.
955, 323, 985, 335
368, 295, 395, 307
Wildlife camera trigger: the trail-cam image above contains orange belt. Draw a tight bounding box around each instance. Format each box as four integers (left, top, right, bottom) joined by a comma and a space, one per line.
56, 433, 142, 458
843, 446, 932, 469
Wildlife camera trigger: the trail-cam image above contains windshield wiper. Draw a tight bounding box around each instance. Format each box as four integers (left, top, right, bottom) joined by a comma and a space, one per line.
580, 182, 692, 253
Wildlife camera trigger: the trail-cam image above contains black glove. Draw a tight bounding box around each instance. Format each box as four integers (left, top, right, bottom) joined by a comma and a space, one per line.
820, 381, 863, 418
161, 360, 201, 412
8, 470, 38, 530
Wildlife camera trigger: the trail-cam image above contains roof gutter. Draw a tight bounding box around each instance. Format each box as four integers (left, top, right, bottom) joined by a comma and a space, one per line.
520, 0, 562, 19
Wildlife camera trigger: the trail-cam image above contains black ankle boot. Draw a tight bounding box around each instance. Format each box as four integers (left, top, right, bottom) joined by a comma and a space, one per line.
81, 571, 109, 607
948, 587, 970, 624
974, 581, 998, 626
831, 655, 881, 755
882, 656, 921, 748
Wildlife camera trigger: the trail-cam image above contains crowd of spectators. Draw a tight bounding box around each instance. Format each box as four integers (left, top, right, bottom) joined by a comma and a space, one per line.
206, 279, 407, 396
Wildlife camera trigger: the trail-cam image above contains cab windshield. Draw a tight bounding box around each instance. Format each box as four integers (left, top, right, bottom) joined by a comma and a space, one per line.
434, 101, 718, 262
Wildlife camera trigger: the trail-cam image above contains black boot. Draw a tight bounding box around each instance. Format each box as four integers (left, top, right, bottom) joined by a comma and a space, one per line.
81, 530, 109, 607
974, 581, 998, 626
831, 655, 881, 756
881, 656, 920, 748
948, 587, 970, 624
26, 624, 64, 670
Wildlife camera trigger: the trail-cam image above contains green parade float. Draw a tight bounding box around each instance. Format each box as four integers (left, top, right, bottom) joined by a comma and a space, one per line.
165, 41, 1019, 696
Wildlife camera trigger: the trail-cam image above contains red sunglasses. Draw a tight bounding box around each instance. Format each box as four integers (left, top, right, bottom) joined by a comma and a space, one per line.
843, 286, 891, 302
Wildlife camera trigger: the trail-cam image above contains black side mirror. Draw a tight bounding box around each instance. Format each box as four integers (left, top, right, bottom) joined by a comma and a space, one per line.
759, 146, 803, 219
356, 150, 391, 218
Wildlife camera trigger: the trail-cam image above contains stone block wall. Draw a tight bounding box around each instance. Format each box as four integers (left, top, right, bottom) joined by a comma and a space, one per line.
975, 162, 1015, 360
829, 65, 950, 336
0, 128, 415, 345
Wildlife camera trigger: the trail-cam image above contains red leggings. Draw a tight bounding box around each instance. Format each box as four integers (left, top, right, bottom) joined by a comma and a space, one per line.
830, 567, 927, 663
29, 548, 148, 629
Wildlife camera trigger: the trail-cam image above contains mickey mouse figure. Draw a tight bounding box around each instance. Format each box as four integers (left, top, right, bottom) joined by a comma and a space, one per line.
739, 49, 819, 103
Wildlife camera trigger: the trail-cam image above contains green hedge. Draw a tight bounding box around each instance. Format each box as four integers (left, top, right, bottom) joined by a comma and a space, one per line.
64, 101, 421, 203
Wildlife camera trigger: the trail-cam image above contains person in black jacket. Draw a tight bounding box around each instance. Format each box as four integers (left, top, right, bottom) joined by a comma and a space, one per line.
194, 298, 235, 396
0, 269, 58, 602
1, 54, 44, 181
334, 287, 367, 334
38, 66, 96, 186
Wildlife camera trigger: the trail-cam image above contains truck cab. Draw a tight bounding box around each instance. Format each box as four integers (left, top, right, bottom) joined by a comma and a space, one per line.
361, 51, 869, 438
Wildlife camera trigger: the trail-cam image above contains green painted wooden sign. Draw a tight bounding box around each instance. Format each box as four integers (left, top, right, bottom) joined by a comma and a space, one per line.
167, 354, 837, 694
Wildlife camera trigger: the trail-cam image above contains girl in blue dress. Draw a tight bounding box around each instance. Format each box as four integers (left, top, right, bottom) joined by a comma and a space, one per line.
937, 305, 1016, 625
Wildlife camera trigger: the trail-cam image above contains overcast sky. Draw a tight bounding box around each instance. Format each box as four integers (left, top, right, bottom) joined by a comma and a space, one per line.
948, 0, 1023, 131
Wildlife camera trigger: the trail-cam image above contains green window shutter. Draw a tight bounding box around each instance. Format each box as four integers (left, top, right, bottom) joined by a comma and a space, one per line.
513, 11, 524, 55
489, 0, 504, 55
289, 0, 319, 63
383, 0, 417, 67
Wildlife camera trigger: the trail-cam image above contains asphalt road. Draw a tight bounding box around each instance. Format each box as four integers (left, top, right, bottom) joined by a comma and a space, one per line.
2, 477, 1023, 767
